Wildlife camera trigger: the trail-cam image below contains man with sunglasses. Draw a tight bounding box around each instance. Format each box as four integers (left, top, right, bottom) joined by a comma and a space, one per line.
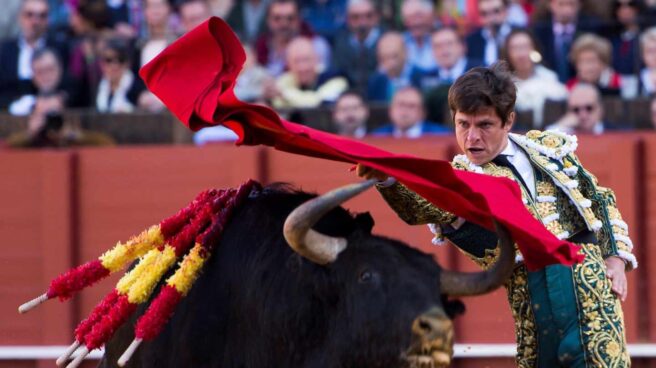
547, 83, 622, 134
466, 0, 516, 66
0, 0, 68, 109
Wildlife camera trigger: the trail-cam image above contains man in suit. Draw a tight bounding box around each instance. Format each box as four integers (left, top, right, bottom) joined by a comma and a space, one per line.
332, 91, 370, 138
359, 63, 633, 367
0, 0, 67, 109
411, 27, 482, 92
366, 31, 413, 102
332, 0, 383, 94
466, 0, 516, 66
372, 86, 450, 137
532, 0, 603, 82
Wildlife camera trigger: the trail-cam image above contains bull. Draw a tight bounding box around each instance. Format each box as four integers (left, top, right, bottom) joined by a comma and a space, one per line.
100, 181, 514, 368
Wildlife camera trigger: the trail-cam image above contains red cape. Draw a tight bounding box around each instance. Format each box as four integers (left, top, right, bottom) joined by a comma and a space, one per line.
139, 17, 583, 270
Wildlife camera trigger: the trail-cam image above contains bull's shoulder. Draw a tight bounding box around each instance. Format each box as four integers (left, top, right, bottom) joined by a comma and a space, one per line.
510, 130, 578, 160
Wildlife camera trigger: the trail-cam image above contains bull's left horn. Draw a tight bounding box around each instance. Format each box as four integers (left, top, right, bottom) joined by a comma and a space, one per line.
439, 220, 515, 297
283, 179, 378, 265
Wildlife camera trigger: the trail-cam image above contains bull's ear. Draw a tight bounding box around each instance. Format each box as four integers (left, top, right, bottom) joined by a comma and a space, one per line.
354, 212, 374, 233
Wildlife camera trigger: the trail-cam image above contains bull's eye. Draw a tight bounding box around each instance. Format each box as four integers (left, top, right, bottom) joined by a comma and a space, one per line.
358, 269, 373, 283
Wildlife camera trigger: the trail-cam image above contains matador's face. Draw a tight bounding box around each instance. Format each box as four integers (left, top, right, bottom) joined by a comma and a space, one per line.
454, 107, 514, 165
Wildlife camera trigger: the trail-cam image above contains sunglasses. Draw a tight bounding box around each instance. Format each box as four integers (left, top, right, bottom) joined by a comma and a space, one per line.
101, 56, 122, 64
480, 6, 504, 17
569, 104, 596, 114
23, 10, 48, 20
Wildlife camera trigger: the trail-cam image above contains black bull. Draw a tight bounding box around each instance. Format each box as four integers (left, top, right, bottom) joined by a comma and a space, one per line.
101, 182, 514, 368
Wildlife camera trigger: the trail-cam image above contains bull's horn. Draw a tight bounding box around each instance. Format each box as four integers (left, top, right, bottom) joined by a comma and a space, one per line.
439, 220, 515, 297
283, 179, 378, 264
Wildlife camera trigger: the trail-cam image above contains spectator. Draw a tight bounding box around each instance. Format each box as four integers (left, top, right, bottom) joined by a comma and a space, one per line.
9, 48, 68, 116
6, 105, 115, 148
225, 0, 269, 44
332, 0, 383, 94
138, 0, 176, 66
467, 0, 516, 66
234, 45, 272, 103
372, 86, 450, 137
95, 37, 145, 113
67, 0, 112, 107
254, 0, 331, 77
367, 31, 412, 102
268, 36, 348, 109
299, 0, 347, 41
411, 27, 482, 92
610, 0, 645, 79
567, 33, 622, 96
503, 29, 568, 127
639, 26, 656, 96
401, 0, 438, 70
532, 0, 603, 82
179, 0, 212, 33
332, 91, 369, 138
547, 83, 620, 134
135, 0, 176, 112
0, 0, 68, 108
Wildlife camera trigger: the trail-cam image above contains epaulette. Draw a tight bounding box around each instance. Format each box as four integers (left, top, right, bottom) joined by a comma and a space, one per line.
510, 130, 578, 160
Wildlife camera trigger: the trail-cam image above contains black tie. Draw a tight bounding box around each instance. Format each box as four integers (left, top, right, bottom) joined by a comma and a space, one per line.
492, 155, 530, 194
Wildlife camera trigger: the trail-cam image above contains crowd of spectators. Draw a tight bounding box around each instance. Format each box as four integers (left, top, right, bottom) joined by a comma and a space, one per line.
1, 0, 656, 147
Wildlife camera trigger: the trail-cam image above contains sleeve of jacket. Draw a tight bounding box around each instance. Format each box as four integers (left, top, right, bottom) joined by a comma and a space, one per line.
566, 153, 637, 270
376, 181, 457, 225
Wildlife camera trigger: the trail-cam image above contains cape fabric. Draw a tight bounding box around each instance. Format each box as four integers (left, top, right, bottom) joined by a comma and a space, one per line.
139, 17, 584, 271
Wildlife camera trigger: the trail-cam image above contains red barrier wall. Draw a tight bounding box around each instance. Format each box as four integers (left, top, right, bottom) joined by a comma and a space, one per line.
0, 133, 654, 368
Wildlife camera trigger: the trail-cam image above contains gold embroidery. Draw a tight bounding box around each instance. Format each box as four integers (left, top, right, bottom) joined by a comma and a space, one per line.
572, 243, 631, 367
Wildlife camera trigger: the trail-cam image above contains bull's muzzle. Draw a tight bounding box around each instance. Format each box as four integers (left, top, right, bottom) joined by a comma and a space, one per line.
406, 307, 454, 368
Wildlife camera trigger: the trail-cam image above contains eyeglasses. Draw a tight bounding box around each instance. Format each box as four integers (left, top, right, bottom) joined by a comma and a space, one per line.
22, 10, 48, 20
479, 6, 504, 17
569, 104, 597, 114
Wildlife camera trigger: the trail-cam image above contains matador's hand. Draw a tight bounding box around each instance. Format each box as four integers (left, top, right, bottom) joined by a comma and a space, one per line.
605, 256, 628, 302
356, 164, 389, 182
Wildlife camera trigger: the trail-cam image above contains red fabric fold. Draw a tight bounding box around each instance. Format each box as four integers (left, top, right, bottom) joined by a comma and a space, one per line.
139, 17, 584, 270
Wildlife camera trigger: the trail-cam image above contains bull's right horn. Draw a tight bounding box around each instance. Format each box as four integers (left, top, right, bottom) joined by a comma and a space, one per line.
283, 179, 378, 265
439, 220, 515, 297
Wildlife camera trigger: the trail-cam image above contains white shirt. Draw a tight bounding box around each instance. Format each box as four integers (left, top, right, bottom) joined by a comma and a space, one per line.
18, 36, 45, 80
481, 23, 512, 66
439, 57, 467, 82
393, 122, 423, 138
499, 138, 536, 199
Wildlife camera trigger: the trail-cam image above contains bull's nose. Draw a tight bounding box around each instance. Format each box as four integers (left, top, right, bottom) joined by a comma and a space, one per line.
412, 307, 451, 338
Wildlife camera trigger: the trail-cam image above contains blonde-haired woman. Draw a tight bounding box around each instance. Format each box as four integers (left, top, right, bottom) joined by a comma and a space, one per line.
567, 33, 623, 96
